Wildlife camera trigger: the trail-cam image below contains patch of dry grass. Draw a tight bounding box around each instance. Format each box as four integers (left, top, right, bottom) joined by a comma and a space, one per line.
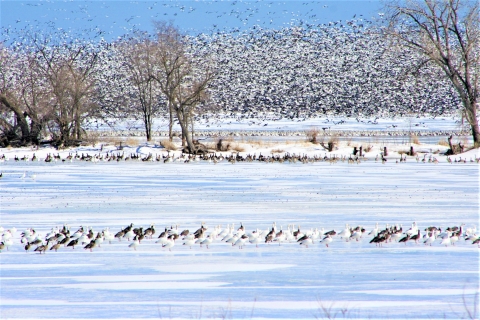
438, 139, 450, 147
229, 143, 246, 152
271, 148, 284, 154
159, 139, 177, 151
410, 134, 420, 144
124, 137, 138, 147
100, 136, 122, 146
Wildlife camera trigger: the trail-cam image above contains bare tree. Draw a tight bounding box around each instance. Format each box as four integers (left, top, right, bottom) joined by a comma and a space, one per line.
117, 33, 165, 141
30, 33, 100, 146
0, 46, 51, 146
151, 22, 215, 153
384, 0, 480, 149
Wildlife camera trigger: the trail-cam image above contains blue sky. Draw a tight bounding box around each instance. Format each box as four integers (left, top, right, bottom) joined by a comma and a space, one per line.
1, 0, 383, 41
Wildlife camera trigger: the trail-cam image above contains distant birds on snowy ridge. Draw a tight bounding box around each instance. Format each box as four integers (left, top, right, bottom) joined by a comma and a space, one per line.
0, 222, 478, 254
1, 151, 479, 166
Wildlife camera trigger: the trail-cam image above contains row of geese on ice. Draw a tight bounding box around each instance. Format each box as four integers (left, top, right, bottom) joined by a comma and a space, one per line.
0, 222, 479, 254
1, 152, 479, 165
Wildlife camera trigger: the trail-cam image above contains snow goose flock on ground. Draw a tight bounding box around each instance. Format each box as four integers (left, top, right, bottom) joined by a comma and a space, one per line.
1, 222, 478, 254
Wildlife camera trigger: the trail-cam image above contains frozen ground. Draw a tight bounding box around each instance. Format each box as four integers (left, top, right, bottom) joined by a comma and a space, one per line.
0, 135, 479, 319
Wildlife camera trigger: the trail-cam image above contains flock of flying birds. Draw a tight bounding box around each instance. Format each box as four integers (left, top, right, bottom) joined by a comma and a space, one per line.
6, 20, 460, 129
189, 24, 459, 122
0, 221, 478, 254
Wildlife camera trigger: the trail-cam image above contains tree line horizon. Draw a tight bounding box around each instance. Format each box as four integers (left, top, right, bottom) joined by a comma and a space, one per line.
1, 0, 478, 152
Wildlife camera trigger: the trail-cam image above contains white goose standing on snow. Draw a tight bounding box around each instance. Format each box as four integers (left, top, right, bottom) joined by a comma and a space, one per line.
183, 236, 196, 249
406, 222, 418, 236
233, 234, 248, 249
450, 225, 463, 246
129, 236, 139, 251
162, 237, 175, 251
368, 223, 379, 237
338, 223, 351, 241
200, 234, 214, 249
423, 231, 436, 246
440, 232, 452, 247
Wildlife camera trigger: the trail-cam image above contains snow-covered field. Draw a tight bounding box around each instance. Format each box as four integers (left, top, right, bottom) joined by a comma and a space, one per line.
0, 136, 479, 319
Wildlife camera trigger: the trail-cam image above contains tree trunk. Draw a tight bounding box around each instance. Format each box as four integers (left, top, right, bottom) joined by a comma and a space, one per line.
144, 112, 152, 142
466, 100, 480, 148
190, 113, 194, 143
168, 100, 174, 141
471, 123, 480, 148
0, 96, 30, 144
29, 118, 43, 145
175, 108, 195, 154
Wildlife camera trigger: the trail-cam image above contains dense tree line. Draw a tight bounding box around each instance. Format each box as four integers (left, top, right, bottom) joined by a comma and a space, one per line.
1, 5, 477, 150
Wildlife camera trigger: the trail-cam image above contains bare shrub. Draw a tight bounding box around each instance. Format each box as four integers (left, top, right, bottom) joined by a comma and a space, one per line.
306, 127, 321, 144
84, 131, 100, 147
410, 134, 420, 144
364, 145, 373, 153
160, 139, 177, 151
